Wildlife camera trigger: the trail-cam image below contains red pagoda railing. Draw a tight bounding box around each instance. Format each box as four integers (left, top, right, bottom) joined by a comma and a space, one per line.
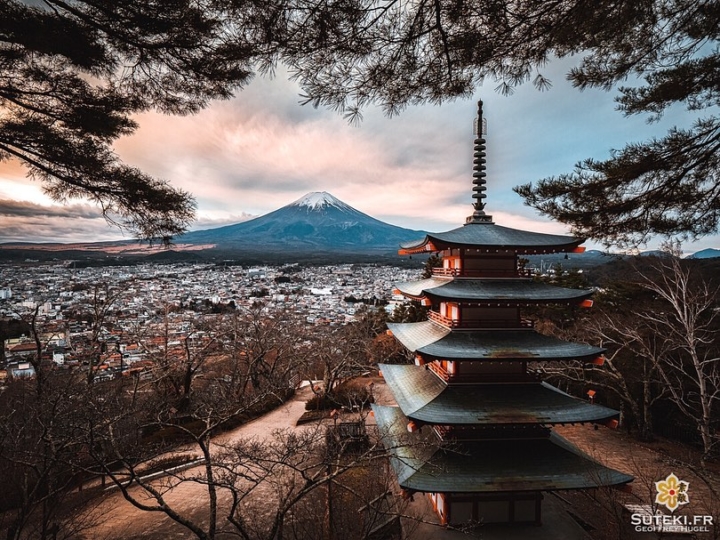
428, 311, 534, 329
432, 268, 534, 278
426, 362, 450, 381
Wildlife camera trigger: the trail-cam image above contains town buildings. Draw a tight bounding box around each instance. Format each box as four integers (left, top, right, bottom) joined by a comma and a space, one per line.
0, 262, 418, 380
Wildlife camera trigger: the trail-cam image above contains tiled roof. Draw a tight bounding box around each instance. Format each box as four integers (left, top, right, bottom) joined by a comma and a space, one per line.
387, 320, 604, 361
400, 222, 582, 254
373, 405, 633, 493
395, 277, 593, 303
380, 364, 619, 425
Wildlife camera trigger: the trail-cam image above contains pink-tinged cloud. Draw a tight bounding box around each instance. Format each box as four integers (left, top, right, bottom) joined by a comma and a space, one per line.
0, 58, 714, 250
113, 99, 471, 230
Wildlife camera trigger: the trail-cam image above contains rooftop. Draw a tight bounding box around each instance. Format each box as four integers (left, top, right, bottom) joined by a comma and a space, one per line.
373, 405, 633, 494
394, 277, 593, 304
387, 320, 604, 361
400, 223, 583, 255
380, 364, 619, 426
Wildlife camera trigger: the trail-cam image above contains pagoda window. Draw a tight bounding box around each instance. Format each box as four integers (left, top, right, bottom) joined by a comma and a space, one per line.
446, 494, 541, 526
464, 256, 514, 270
514, 497, 539, 523
442, 257, 462, 271
451, 501, 473, 523
477, 500, 510, 524
440, 302, 460, 321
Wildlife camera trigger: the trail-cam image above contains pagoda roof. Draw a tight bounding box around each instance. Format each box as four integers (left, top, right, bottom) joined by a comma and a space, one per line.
399, 222, 583, 255
373, 405, 633, 493
395, 277, 593, 304
379, 364, 618, 425
387, 320, 604, 361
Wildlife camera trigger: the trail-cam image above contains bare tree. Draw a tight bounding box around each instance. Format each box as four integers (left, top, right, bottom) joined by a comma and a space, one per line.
637, 251, 720, 461
0, 373, 96, 540
216, 424, 400, 540
84, 283, 125, 384
303, 306, 392, 407
1, 299, 426, 540
548, 309, 669, 441
80, 371, 410, 540
69, 306, 308, 539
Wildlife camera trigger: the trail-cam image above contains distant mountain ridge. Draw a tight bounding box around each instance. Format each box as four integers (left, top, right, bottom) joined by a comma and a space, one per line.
688, 248, 720, 259
179, 192, 427, 252
3, 191, 718, 263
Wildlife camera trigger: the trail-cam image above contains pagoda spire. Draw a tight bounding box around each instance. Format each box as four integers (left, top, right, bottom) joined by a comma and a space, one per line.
466, 100, 494, 224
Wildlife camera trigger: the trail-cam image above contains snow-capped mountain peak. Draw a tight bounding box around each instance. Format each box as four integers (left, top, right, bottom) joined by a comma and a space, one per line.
290, 191, 350, 211
179, 190, 426, 251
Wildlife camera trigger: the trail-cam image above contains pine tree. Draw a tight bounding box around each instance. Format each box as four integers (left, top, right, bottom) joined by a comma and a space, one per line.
7, 1, 719, 244
1, 0, 256, 240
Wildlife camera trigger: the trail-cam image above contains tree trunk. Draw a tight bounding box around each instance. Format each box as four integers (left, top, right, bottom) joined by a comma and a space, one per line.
639, 377, 655, 442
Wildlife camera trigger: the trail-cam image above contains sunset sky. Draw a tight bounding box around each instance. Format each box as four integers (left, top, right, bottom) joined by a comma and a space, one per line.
0, 57, 713, 253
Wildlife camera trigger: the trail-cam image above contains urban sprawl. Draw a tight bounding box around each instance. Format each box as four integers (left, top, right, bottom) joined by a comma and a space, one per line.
0, 263, 420, 382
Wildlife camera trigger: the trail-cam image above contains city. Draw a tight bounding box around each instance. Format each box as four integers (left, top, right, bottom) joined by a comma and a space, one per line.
0, 262, 419, 382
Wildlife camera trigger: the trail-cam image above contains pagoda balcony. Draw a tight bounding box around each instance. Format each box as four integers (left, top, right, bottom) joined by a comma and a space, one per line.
428, 311, 534, 329
432, 268, 534, 278
427, 361, 450, 381
426, 363, 542, 384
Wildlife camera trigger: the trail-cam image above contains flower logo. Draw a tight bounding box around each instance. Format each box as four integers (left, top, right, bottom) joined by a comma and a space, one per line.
655, 473, 689, 512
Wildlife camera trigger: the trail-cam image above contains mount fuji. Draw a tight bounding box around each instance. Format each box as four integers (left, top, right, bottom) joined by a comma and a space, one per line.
180, 192, 427, 253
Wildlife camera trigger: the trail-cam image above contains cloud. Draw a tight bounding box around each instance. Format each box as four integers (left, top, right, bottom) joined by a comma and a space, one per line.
111, 75, 478, 230
0, 199, 129, 244
191, 212, 256, 230
0, 217, 127, 244
0, 199, 104, 219
0, 58, 715, 249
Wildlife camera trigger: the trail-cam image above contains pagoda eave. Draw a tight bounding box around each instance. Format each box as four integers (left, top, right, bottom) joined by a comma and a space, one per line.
386, 321, 606, 362
380, 364, 619, 426
373, 405, 633, 494
394, 278, 595, 304
399, 224, 585, 255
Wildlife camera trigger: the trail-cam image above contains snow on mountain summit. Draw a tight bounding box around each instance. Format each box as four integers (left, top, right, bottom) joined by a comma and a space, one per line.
290, 192, 350, 211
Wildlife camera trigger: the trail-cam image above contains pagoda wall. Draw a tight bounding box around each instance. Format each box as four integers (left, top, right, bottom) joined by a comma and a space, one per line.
428, 492, 542, 526
436, 250, 523, 277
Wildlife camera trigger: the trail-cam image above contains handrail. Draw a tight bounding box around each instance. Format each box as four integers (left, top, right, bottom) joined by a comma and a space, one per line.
426, 362, 450, 381
427, 311, 534, 329
432, 268, 534, 278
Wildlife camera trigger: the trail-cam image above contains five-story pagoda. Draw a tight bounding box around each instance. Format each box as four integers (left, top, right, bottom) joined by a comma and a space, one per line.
373, 101, 632, 527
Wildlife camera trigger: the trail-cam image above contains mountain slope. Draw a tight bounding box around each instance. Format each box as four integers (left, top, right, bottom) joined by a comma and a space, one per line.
688, 248, 720, 259
180, 192, 427, 252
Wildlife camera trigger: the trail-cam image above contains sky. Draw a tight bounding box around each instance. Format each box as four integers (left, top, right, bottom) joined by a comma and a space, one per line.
0, 57, 715, 254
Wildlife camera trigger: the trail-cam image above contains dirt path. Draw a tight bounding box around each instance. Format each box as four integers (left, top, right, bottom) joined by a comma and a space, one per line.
556, 424, 720, 539
85, 386, 316, 540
